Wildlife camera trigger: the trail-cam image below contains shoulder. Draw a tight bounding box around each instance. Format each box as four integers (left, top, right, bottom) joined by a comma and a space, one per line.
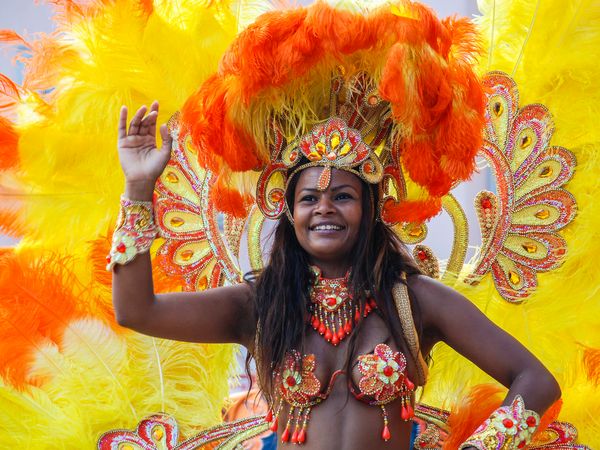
405, 274, 458, 300
404, 274, 466, 330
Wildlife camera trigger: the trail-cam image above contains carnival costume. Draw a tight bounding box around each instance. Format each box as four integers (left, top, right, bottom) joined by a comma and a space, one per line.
0, 0, 598, 449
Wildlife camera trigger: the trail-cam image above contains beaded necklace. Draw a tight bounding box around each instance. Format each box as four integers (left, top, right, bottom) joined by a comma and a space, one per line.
307, 266, 377, 346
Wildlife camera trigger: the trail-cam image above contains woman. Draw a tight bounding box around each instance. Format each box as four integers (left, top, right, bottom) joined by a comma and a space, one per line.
111, 2, 561, 449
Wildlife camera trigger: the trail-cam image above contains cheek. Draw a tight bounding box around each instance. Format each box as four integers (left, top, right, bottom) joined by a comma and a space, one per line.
345, 205, 363, 230
292, 209, 310, 238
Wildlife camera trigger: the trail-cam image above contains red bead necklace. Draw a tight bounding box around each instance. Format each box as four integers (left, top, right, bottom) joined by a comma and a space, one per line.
307, 266, 376, 346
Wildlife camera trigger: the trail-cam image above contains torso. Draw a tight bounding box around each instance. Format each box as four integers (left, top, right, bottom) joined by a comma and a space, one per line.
270, 311, 419, 450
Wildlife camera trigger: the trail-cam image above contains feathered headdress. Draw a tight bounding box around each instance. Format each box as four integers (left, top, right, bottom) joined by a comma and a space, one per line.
180, 1, 486, 223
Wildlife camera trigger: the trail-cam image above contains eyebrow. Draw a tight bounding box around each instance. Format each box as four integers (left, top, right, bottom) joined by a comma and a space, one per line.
299, 184, 358, 193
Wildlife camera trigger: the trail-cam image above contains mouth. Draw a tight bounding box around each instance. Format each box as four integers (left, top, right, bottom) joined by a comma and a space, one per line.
309, 223, 346, 232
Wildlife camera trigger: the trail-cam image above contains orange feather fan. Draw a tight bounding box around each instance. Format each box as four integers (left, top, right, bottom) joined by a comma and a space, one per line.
181, 1, 485, 222
0, 250, 85, 388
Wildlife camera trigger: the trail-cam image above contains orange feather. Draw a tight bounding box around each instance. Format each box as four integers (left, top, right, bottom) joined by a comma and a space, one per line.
583, 347, 600, 385
0, 116, 19, 170
381, 198, 443, 224
0, 251, 86, 388
181, 2, 485, 223
444, 384, 504, 450
0, 29, 26, 44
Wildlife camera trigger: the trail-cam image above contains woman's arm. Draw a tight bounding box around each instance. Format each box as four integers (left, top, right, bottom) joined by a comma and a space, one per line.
408, 275, 561, 413
111, 103, 256, 347
113, 253, 255, 345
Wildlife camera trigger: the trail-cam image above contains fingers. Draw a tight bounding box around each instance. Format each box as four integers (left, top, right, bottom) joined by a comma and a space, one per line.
139, 101, 159, 136
159, 123, 173, 153
128, 105, 148, 135
122, 102, 163, 139
118, 106, 128, 140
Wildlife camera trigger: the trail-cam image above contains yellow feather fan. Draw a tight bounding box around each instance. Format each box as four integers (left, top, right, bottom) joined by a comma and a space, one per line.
0, 318, 234, 447
0, 0, 244, 446
421, 1, 600, 446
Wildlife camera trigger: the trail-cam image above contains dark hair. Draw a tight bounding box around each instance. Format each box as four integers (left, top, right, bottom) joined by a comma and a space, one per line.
245, 169, 422, 403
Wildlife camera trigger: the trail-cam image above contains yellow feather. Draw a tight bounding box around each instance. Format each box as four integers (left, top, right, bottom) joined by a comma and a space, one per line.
425, 1, 600, 446
10, 0, 239, 260
0, 1, 245, 443
0, 318, 235, 446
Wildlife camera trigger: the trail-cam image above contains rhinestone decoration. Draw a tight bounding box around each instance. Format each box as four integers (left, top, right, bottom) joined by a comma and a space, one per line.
466, 72, 577, 302
153, 114, 243, 291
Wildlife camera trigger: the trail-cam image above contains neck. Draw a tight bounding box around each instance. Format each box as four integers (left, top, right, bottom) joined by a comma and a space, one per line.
311, 260, 351, 279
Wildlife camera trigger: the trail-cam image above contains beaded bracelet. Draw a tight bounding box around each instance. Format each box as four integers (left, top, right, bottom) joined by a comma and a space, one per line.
459, 395, 540, 450
106, 196, 158, 271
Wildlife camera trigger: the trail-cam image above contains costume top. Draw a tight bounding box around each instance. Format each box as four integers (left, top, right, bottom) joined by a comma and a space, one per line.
259, 266, 428, 444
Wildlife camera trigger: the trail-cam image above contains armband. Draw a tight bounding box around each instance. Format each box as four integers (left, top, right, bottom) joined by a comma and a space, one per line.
106, 196, 158, 271
458, 395, 540, 450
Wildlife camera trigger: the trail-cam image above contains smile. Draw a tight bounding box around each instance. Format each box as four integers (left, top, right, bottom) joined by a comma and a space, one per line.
310, 224, 345, 231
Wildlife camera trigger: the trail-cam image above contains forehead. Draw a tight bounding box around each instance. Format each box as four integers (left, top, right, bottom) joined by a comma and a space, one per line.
295, 167, 363, 192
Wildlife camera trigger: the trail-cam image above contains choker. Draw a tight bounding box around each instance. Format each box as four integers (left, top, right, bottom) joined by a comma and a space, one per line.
307, 266, 376, 346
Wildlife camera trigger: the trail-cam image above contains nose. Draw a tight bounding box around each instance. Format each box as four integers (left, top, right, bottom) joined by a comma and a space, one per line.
314, 195, 335, 215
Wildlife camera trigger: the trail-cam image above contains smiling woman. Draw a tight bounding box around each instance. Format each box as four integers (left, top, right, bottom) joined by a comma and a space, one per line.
107, 2, 565, 449
292, 168, 364, 276
1, 0, 597, 449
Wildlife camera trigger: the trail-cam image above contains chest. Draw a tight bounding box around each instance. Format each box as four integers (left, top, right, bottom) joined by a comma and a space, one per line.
302, 312, 418, 386
268, 314, 417, 445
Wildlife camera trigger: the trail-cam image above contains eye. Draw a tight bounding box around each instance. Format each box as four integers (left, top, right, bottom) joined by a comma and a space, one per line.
335, 192, 354, 200
299, 194, 317, 202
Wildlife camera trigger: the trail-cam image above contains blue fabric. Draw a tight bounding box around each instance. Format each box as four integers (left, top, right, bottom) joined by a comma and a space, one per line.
261, 431, 278, 450
410, 420, 418, 450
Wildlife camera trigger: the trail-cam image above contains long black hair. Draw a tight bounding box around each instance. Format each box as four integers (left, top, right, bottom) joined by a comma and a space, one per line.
245, 169, 423, 403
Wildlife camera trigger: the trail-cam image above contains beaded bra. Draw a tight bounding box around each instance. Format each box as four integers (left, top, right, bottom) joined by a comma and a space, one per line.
267, 344, 415, 445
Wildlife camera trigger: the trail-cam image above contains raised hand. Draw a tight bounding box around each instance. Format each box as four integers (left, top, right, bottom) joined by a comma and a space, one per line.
117, 101, 173, 200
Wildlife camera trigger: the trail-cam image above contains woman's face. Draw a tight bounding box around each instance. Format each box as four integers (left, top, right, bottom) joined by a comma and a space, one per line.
292, 167, 363, 274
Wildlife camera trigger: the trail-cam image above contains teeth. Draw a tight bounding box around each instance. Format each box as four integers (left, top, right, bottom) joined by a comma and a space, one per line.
313, 225, 343, 231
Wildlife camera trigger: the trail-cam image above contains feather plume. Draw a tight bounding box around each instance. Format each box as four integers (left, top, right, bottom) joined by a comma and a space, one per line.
0, 2, 248, 444
582, 347, 600, 385
182, 0, 485, 223
0, 251, 85, 388
0, 0, 240, 258
0, 319, 235, 447
443, 384, 503, 449
0, 117, 18, 170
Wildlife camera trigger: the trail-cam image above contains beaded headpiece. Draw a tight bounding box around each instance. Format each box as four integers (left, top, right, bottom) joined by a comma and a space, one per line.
181, 1, 486, 225
256, 72, 389, 221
